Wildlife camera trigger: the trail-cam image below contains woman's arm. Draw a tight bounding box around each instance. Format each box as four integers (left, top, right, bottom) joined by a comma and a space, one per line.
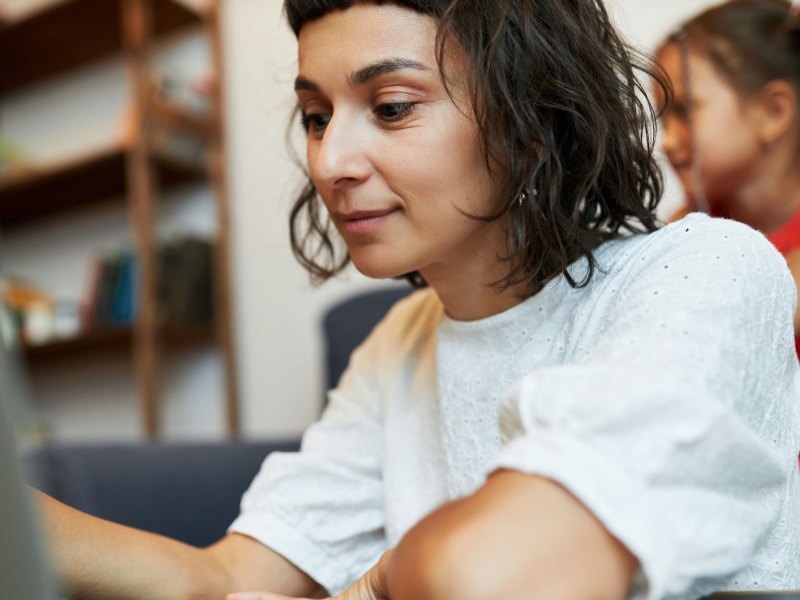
384, 470, 637, 600
236, 470, 636, 600
36, 490, 325, 600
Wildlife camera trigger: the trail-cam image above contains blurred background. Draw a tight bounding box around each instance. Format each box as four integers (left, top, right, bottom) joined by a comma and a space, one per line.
0, 0, 708, 443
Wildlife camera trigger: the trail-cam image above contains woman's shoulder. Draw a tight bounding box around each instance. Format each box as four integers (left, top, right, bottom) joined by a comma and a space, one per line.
601, 213, 789, 282
382, 286, 441, 322
657, 211, 774, 248
586, 213, 796, 328
361, 286, 443, 348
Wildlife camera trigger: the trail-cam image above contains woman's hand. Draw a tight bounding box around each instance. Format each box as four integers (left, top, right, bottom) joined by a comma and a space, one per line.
225, 550, 393, 600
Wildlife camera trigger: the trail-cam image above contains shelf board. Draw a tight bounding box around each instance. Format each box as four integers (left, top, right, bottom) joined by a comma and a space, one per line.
0, 144, 207, 228
25, 327, 133, 360
24, 323, 215, 362
149, 97, 219, 138
0, 0, 206, 95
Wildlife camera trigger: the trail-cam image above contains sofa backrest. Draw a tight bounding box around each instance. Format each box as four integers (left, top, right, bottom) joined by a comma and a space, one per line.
322, 286, 412, 401
28, 440, 300, 548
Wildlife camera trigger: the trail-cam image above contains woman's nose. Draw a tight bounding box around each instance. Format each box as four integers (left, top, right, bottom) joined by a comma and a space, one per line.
309, 113, 372, 189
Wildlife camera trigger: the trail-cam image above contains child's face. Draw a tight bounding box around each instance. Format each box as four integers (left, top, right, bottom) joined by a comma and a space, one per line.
657, 43, 763, 213
295, 3, 503, 284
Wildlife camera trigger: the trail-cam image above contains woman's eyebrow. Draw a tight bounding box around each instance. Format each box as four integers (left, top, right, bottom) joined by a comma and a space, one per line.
347, 58, 431, 87
294, 57, 431, 93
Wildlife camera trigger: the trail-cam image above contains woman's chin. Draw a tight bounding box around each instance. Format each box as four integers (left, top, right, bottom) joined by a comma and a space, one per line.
349, 255, 415, 281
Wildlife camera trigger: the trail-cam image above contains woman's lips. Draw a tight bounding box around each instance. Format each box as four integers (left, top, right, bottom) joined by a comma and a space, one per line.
336, 208, 399, 234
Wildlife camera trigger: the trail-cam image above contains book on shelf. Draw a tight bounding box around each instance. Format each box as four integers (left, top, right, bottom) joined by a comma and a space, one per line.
1, 236, 216, 351
158, 236, 215, 326
91, 249, 139, 328
89, 236, 215, 329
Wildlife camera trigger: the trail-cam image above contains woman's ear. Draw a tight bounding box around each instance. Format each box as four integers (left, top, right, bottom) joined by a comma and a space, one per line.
754, 80, 798, 148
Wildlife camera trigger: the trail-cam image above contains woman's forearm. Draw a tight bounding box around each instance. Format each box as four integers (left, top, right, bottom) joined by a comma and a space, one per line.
384, 471, 637, 600
35, 489, 235, 600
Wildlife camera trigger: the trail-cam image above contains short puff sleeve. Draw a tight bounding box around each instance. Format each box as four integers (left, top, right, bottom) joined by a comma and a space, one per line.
228, 314, 392, 594
493, 217, 799, 599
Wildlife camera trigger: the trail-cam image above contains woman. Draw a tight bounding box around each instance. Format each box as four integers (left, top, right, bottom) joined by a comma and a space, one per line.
38, 1, 799, 600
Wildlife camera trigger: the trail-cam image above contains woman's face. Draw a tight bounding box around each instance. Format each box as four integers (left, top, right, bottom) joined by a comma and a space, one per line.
657, 43, 764, 213
295, 3, 503, 284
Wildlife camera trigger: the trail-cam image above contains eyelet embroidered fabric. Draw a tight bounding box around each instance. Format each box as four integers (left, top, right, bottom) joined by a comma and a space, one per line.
230, 214, 800, 599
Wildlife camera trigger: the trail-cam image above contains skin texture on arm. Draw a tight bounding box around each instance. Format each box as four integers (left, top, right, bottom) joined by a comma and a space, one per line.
235, 470, 637, 600
385, 469, 638, 600
35, 490, 325, 600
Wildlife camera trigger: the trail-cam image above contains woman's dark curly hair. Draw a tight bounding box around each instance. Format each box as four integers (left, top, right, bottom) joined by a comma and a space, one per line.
285, 0, 666, 291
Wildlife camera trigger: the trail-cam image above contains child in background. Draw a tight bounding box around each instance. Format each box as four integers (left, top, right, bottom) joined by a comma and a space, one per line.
657, 0, 800, 345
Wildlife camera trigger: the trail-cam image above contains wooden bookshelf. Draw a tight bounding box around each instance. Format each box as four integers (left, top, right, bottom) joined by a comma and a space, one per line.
1, 0, 239, 438
0, 0, 204, 95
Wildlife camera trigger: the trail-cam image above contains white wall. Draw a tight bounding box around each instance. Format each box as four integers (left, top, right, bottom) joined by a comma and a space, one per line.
1, 0, 713, 441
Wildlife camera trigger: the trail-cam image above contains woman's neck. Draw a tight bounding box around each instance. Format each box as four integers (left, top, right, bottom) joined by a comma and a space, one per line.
432, 277, 533, 322
420, 224, 534, 322
424, 233, 603, 320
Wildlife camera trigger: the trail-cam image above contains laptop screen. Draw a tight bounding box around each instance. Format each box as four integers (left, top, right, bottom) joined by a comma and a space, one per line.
0, 337, 58, 600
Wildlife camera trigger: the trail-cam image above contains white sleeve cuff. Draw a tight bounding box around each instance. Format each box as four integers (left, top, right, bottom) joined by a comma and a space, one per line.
228, 510, 355, 595
492, 431, 675, 600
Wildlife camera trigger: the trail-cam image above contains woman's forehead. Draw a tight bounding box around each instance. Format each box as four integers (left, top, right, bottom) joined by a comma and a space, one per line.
297, 3, 439, 74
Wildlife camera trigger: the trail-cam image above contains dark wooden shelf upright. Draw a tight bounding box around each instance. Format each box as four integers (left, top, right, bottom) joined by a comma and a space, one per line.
205, 3, 239, 436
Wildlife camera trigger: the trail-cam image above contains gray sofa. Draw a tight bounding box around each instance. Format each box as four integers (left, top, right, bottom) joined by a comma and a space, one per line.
28, 440, 300, 547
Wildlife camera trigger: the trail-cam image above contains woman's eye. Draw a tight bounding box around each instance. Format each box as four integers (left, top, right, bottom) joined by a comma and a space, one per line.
300, 112, 331, 134
374, 102, 416, 123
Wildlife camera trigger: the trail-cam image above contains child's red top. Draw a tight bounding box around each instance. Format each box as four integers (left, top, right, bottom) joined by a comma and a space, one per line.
765, 208, 800, 359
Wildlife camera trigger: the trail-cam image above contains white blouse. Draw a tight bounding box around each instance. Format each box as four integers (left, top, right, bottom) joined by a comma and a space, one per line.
230, 214, 800, 599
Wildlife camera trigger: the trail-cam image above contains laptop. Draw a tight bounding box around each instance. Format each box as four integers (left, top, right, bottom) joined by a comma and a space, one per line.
0, 335, 58, 600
